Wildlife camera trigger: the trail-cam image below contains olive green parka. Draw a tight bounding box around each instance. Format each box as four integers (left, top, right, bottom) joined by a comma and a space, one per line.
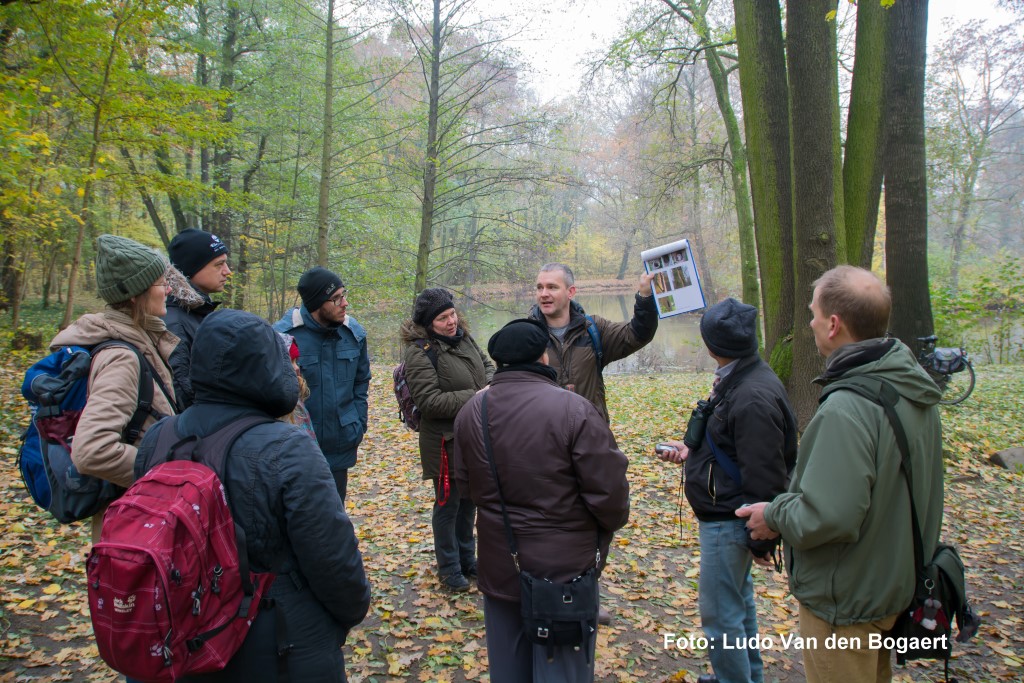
400, 320, 494, 480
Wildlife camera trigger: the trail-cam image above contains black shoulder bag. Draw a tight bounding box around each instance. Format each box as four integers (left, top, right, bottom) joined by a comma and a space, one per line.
821, 377, 980, 683
480, 392, 600, 663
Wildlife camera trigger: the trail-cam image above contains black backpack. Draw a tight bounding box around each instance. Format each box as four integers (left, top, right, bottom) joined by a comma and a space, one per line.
392, 339, 438, 431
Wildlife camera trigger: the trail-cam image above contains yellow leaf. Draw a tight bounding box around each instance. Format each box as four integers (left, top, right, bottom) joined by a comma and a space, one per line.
76, 188, 85, 198
42, 584, 61, 595
10, 522, 26, 533
17, 599, 37, 609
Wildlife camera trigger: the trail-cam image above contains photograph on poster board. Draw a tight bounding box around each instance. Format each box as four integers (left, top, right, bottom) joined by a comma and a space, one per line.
640, 238, 706, 318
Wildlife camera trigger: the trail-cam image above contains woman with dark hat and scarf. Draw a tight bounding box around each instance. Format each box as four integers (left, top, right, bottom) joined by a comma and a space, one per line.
400, 288, 494, 592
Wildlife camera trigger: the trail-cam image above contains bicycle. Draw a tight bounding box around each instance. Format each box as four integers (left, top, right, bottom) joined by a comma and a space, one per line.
916, 335, 976, 405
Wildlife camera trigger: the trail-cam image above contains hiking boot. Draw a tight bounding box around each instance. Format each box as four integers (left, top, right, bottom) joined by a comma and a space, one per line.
696, 676, 719, 683
598, 605, 612, 625
462, 564, 478, 581
440, 572, 470, 592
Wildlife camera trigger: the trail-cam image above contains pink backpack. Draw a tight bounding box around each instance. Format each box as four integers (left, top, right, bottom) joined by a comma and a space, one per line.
87, 416, 274, 682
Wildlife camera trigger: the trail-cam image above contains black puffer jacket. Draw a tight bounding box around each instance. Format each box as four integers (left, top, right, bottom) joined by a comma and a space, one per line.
162, 284, 219, 409
683, 355, 797, 554
136, 309, 370, 682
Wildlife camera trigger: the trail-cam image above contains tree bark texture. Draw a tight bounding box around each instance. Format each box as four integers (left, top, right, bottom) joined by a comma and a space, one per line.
787, 0, 842, 427
732, 0, 793, 362
317, 0, 335, 268
843, 0, 889, 269
415, 0, 442, 294
884, 0, 933, 350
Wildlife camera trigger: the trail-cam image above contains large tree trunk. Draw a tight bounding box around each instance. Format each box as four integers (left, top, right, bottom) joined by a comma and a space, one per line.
733, 0, 793, 365
844, 0, 890, 269
317, 0, 335, 267
415, 0, 442, 294
885, 0, 933, 350
787, 0, 843, 427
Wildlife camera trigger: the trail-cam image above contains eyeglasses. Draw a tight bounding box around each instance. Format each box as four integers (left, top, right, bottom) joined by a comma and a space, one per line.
151, 280, 169, 289
327, 291, 348, 307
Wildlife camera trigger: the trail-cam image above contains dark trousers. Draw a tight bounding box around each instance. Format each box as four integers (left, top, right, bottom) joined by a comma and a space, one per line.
483, 595, 596, 683
431, 476, 475, 576
332, 468, 348, 505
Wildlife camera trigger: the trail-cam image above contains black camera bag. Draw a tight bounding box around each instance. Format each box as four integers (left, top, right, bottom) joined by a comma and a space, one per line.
480, 393, 600, 662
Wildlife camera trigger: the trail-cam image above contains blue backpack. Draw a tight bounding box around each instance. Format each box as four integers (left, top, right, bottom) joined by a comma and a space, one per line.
17, 341, 168, 523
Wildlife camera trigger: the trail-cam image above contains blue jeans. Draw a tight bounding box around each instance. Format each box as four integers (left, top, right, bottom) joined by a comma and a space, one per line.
698, 519, 763, 683
431, 477, 475, 576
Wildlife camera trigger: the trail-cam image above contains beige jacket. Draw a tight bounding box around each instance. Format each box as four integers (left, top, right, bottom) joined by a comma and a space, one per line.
49, 310, 178, 537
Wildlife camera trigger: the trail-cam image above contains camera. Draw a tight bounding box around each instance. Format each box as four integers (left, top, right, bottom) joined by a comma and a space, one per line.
683, 399, 713, 450
654, 443, 676, 455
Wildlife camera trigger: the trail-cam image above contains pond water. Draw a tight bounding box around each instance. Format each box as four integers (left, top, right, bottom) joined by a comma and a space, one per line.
357, 292, 714, 374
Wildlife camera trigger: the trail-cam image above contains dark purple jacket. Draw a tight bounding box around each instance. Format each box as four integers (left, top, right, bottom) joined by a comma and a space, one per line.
453, 368, 630, 602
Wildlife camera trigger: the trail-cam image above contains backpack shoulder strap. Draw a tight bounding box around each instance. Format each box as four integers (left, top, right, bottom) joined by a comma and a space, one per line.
584, 315, 603, 371
820, 375, 924, 575
90, 340, 159, 443
413, 339, 439, 370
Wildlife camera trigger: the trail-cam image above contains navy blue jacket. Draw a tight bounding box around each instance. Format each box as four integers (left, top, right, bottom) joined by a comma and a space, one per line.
273, 306, 371, 471
136, 309, 370, 681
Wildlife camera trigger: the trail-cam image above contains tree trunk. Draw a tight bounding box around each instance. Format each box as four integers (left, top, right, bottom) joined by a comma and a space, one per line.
948, 155, 982, 294
154, 146, 189, 232
678, 0, 760, 310
211, 2, 238, 249
885, 0, 933, 350
787, 0, 843, 427
415, 0, 442, 294
120, 147, 172, 248
844, 0, 890, 269
316, 0, 335, 268
733, 0, 793, 363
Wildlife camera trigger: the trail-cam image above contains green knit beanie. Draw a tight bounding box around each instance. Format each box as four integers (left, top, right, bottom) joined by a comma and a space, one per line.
95, 234, 167, 304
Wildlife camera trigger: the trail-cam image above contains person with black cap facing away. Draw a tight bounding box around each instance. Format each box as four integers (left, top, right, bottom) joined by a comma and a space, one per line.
655, 298, 797, 683
273, 267, 370, 503
163, 228, 231, 408
400, 288, 494, 592
453, 319, 629, 682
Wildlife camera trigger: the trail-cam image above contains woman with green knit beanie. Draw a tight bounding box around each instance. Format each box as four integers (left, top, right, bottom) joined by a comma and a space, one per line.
48, 234, 182, 542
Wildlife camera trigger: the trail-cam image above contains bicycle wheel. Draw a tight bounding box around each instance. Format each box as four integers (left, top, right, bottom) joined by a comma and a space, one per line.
939, 360, 975, 405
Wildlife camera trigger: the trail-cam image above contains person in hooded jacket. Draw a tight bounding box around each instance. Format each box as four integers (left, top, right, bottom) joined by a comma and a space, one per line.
49, 234, 179, 543
163, 229, 232, 408
400, 288, 494, 592
272, 267, 370, 503
739, 266, 944, 683
135, 309, 371, 682
453, 319, 630, 683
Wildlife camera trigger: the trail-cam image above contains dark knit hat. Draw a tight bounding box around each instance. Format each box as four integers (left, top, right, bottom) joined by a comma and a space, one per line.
488, 318, 550, 366
413, 287, 455, 327
297, 267, 344, 313
95, 234, 168, 304
168, 229, 228, 278
700, 297, 759, 358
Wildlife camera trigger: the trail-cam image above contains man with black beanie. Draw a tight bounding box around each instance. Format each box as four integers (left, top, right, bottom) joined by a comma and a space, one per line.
656, 297, 797, 683
163, 228, 231, 408
453, 319, 629, 682
273, 267, 370, 503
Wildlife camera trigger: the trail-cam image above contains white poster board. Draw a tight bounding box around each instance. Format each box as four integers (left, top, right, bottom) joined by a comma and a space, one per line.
640, 238, 706, 318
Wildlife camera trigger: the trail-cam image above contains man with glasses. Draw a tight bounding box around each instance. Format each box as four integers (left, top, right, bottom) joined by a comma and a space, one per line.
274, 267, 371, 502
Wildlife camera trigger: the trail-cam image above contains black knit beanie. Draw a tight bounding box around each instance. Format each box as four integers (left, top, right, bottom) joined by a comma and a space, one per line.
297, 267, 344, 313
168, 229, 228, 278
488, 318, 549, 366
413, 287, 455, 327
700, 297, 759, 358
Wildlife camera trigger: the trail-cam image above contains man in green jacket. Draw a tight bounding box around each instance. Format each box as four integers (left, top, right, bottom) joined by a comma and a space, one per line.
738, 265, 944, 683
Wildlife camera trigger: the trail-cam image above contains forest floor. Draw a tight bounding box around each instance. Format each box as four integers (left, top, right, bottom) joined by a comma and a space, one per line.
1, 357, 1022, 682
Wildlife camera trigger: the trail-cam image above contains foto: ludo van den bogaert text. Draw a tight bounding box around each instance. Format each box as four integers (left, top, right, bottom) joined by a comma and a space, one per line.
662, 632, 949, 655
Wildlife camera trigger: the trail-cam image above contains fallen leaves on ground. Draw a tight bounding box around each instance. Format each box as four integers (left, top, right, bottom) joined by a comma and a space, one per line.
1, 358, 1022, 681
